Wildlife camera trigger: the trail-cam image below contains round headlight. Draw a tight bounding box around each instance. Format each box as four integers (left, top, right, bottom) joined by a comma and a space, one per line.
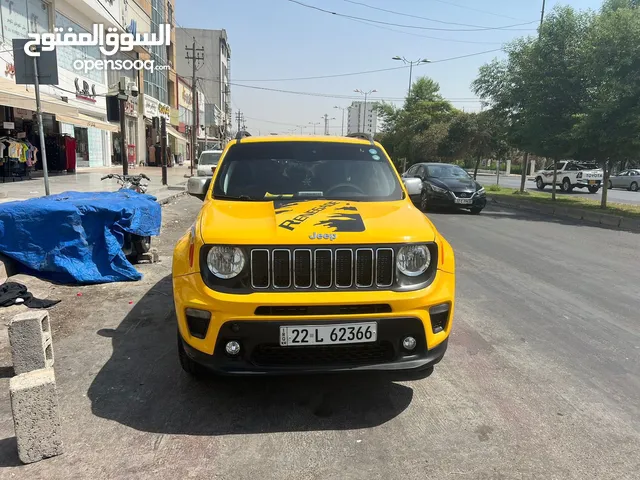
397, 245, 431, 277
207, 246, 245, 279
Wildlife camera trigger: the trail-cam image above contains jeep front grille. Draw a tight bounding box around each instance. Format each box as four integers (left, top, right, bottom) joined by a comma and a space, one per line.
250, 247, 395, 291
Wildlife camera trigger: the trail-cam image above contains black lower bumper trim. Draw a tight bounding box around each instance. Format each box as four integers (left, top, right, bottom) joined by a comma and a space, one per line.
180, 317, 449, 376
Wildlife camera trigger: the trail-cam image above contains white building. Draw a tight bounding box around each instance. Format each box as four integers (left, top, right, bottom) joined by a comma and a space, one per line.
347, 101, 377, 135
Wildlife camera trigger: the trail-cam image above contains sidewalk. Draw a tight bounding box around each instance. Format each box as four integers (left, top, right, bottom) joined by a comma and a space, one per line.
0, 165, 192, 204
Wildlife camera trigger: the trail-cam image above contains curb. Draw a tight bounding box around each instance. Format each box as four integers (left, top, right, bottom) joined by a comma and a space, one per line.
157, 189, 187, 205
489, 196, 640, 233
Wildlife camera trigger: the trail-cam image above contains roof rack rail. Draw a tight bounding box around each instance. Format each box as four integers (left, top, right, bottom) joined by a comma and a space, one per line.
235, 130, 252, 144
346, 132, 375, 145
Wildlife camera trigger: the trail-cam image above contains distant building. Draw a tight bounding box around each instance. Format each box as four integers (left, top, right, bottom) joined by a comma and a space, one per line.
176, 28, 231, 146
347, 101, 377, 135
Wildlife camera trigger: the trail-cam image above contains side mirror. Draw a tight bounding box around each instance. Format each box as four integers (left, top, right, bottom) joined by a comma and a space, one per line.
402, 177, 423, 196
187, 176, 211, 201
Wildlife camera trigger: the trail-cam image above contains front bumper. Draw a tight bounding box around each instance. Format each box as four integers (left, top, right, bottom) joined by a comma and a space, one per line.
173, 269, 455, 375
426, 190, 486, 209
180, 319, 449, 375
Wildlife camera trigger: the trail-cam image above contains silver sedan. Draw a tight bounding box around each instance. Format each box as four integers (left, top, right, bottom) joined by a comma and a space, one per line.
608, 169, 640, 192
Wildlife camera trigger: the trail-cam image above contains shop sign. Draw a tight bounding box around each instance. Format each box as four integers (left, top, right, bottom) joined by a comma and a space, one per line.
75, 78, 97, 103
3, 122, 15, 129
170, 107, 180, 126
4, 63, 15, 79
14, 109, 32, 119
142, 95, 159, 117
158, 102, 171, 121
178, 82, 192, 109
125, 96, 138, 118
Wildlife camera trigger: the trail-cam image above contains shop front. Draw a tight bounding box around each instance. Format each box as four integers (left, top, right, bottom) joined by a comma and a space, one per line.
110, 96, 139, 166
141, 94, 170, 166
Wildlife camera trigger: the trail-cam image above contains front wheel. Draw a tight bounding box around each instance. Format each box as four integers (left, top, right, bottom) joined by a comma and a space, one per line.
630, 181, 638, 192
560, 178, 573, 193
419, 191, 428, 211
469, 207, 483, 215
536, 177, 545, 190
178, 329, 205, 378
588, 186, 600, 194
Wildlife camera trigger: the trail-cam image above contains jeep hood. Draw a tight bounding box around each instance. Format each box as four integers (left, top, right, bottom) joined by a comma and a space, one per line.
198, 199, 436, 245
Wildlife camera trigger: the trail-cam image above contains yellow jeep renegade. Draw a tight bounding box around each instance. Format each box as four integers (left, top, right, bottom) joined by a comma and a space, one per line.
173, 132, 455, 375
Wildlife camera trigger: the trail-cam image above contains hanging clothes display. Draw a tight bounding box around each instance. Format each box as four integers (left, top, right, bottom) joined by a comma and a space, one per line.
0, 136, 37, 182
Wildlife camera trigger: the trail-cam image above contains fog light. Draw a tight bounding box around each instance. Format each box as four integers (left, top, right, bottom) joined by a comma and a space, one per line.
225, 340, 241, 356
402, 336, 417, 351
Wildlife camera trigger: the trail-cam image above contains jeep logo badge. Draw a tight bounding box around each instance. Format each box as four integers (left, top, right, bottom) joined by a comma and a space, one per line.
309, 233, 337, 241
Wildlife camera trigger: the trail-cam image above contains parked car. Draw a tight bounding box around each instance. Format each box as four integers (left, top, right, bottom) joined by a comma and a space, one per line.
402, 162, 487, 214
534, 161, 603, 193
608, 169, 640, 191
176, 132, 455, 376
196, 150, 222, 177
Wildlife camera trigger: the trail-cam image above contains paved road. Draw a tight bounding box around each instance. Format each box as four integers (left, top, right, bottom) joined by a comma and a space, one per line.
477, 174, 640, 205
1, 198, 638, 479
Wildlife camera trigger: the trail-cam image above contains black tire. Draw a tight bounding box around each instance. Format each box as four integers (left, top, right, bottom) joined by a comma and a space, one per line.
469, 207, 483, 215
630, 181, 638, 192
536, 177, 545, 190
608, 180, 613, 189
419, 191, 428, 211
588, 185, 600, 194
134, 236, 151, 255
177, 329, 205, 378
561, 177, 573, 193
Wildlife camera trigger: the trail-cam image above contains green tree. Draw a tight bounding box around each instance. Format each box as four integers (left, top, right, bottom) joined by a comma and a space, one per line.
473, 6, 593, 200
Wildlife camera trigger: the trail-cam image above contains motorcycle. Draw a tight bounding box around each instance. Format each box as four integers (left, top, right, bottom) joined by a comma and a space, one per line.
100, 173, 153, 261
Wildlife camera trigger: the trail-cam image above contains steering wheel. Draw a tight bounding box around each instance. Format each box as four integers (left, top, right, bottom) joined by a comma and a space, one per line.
325, 183, 366, 196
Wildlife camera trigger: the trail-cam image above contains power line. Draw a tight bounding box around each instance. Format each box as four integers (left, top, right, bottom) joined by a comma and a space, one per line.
229, 48, 503, 82
346, 18, 504, 45
286, 0, 536, 32
341, 0, 535, 29
425, 0, 529, 22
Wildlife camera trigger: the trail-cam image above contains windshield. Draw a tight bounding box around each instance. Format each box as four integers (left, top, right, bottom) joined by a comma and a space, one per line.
212, 141, 403, 201
426, 164, 470, 179
199, 152, 222, 165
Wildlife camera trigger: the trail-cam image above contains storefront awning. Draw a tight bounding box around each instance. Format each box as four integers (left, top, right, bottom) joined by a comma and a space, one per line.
0, 78, 78, 117
55, 113, 120, 133
166, 125, 188, 145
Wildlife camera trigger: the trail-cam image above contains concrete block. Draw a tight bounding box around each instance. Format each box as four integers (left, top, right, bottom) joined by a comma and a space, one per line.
582, 212, 602, 225
10, 368, 63, 464
8, 311, 54, 375
599, 214, 622, 228
137, 248, 159, 264
619, 217, 640, 232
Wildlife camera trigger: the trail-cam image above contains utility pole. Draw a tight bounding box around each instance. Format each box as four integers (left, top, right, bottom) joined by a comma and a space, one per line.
32, 52, 50, 195
186, 37, 204, 177
117, 78, 128, 176
539, 0, 546, 39
161, 116, 167, 185
296, 125, 307, 134
235, 111, 245, 134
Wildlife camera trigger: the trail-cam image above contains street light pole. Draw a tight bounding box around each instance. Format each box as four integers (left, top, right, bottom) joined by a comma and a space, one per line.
333, 106, 346, 136
354, 89, 377, 134
392, 56, 430, 98
308, 122, 320, 135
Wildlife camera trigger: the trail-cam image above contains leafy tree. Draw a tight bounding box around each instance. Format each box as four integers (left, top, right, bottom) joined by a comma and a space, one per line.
473, 6, 594, 199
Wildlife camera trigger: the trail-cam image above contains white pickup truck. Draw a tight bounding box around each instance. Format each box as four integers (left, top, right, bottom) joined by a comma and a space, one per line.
533, 161, 604, 193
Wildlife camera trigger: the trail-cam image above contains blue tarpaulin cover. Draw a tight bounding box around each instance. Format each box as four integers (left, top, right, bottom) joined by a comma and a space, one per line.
0, 190, 162, 284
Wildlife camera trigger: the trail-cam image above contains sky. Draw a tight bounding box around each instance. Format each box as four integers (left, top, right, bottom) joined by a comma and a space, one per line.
178, 0, 604, 135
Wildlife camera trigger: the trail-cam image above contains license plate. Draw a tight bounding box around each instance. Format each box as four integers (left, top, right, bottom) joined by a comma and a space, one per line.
455, 198, 473, 205
280, 322, 377, 346
588, 180, 596, 185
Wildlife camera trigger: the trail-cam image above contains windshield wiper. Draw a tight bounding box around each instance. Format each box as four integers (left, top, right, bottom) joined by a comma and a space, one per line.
213, 194, 258, 201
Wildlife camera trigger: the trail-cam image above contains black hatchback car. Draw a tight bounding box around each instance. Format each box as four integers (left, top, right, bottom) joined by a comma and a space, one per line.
402, 163, 487, 214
